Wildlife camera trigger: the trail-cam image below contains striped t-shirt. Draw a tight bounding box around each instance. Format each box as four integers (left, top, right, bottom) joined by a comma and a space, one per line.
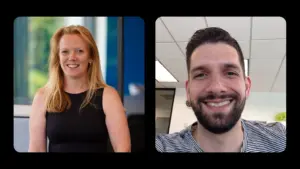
156, 119, 286, 152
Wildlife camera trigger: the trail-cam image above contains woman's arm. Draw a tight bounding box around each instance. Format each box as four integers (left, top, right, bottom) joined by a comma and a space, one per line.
103, 86, 131, 152
28, 88, 47, 152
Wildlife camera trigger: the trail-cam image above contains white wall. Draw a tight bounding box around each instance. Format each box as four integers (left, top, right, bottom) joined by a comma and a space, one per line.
169, 88, 286, 134
96, 17, 107, 81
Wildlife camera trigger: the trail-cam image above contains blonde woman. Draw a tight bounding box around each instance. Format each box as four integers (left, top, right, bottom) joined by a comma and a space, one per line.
28, 25, 131, 152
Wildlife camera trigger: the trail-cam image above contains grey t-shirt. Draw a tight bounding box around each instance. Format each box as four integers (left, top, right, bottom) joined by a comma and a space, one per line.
156, 119, 286, 152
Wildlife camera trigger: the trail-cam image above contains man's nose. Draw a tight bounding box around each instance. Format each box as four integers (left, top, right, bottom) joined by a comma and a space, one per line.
205, 76, 227, 93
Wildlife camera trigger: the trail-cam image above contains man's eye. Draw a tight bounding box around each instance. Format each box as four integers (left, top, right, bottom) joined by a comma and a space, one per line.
195, 73, 207, 79
227, 72, 238, 76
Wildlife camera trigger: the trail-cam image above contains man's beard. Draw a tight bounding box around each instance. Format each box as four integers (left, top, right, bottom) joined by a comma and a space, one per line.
190, 92, 246, 134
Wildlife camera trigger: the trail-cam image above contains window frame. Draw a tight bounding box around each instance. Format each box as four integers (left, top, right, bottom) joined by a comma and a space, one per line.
14, 17, 30, 117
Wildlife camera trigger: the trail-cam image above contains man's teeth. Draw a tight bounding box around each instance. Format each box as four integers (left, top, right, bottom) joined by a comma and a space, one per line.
206, 101, 230, 107
67, 64, 79, 68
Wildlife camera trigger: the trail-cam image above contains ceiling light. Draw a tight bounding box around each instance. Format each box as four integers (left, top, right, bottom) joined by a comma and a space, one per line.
155, 60, 178, 82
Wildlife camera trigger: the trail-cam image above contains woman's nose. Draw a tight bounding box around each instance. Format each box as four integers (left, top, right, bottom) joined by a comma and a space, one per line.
68, 51, 77, 60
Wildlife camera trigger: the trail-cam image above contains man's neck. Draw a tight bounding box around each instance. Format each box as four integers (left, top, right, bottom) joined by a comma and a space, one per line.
64, 75, 89, 93
192, 119, 244, 152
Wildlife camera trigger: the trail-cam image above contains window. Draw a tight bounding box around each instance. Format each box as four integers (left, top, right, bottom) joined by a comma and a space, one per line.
14, 17, 118, 117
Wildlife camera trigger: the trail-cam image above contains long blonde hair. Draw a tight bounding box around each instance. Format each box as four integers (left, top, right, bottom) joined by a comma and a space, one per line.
44, 25, 107, 113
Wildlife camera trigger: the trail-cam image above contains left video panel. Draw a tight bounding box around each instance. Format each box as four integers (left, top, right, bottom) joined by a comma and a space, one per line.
13, 16, 145, 153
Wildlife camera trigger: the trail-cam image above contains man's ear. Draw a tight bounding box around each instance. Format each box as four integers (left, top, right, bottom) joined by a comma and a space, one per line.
185, 80, 190, 102
245, 76, 251, 98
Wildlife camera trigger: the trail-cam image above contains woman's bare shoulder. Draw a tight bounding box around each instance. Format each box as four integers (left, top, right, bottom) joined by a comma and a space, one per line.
31, 87, 47, 114
103, 85, 120, 99
102, 85, 124, 111
34, 87, 47, 101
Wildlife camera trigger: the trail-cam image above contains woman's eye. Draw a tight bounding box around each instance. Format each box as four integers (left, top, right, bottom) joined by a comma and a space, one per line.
76, 49, 83, 53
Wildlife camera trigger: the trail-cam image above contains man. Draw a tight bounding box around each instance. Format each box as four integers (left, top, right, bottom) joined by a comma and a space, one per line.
155, 27, 286, 152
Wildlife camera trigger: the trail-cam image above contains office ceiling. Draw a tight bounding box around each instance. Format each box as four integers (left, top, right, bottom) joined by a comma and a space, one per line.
155, 17, 286, 92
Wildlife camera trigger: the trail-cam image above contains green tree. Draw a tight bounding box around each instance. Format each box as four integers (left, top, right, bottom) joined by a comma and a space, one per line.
28, 17, 64, 99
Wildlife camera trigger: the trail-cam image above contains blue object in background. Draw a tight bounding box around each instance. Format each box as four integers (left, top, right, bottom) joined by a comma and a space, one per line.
123, 17, 145, 96
105, 17, 118, 90
123, 17, 145, 114
105, 16, 144, 114
105, 16, 144, 96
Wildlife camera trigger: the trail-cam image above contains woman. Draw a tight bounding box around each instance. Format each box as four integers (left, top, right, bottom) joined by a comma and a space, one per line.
28, 25, 131, 152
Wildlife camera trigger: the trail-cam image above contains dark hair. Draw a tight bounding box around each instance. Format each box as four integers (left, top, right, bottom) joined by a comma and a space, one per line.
186, 27, 245, 77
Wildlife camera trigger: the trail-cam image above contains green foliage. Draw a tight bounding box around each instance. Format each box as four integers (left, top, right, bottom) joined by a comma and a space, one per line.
29, 17, 63, 71
29, 17, 64, 33
27, 17, 63, 100
275, 112, 286, 122
29, 69, 48, 99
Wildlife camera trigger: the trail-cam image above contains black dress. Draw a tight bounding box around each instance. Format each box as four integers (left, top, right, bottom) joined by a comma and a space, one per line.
46, 88, 109, 152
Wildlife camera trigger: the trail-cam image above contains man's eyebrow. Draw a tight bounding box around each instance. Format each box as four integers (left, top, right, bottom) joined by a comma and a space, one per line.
223, 63, 241, 71
191, 65, 208, 74
190, 63, 241, 73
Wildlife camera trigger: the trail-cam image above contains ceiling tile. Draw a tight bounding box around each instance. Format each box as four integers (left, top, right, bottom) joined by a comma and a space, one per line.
251, 39, 286, 59
282, 57, 286, 67
158, 58, 187, 82
156, 43, 187, 82
279, 58, 286, 74
249, 59, 282, 73
271, 79, 286, 92
156, 18, 174, 42
278, 63, 286, 79
177, 42, 187, 56
206, 17, 251, 41
250, 81, 272, 92
161, 17, 207, 42
238, 41, 250, 59
156, 42, 185, 60
271, 67, 286, 92
252, 17, 286, 39
250, 72, 276, 92
249, 70, 278, 79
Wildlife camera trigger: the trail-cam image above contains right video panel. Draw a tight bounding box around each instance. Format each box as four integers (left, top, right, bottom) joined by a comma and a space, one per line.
155, 17, 286, 153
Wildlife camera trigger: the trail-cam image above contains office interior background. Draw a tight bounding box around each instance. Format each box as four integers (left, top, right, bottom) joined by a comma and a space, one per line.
155, 17, 286, 135
14, 16, 145, 152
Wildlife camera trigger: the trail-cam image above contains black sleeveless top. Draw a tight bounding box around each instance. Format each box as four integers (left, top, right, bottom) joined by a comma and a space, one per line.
46, 88, 109, 152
